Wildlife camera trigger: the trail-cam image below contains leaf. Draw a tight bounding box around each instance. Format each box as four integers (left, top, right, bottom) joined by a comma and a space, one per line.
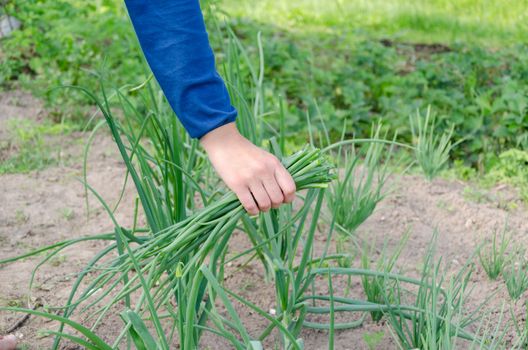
120, 309, 161, 350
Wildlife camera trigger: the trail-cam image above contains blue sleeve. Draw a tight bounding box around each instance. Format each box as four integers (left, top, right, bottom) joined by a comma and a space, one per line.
124, 0, 237, 138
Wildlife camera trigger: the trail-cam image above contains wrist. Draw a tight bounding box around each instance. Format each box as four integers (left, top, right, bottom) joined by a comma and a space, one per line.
200, 122, 243, 154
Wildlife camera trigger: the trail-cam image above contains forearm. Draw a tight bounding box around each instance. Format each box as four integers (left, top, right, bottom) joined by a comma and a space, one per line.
124, 0, 237, 138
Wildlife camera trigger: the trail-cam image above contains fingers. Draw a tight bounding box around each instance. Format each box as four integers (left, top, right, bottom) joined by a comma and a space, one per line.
274, 164, 296, 203
232, 156, 296, 215
262, 177, 285, 209
235, 187, 259, 216
0, 335, 17, 350
249, 182, 272, 212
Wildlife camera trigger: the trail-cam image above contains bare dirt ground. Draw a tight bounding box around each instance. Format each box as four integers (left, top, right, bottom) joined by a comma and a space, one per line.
1, 90, 527, 349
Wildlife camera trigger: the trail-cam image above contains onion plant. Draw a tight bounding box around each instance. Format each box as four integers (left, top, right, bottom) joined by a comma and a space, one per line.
504, 251, 528, 300
1, 83, 334, 350
49, 75, 212, 349
384, 232, 483, 349
469, 304, 518, 350
478, 227, 511, 280
327, 123, 394, 236
410, 106, 457, 181
511, 302, 528, 348
325, 123, 397, 295
73, 140, 333, 349
361, 232, 408, 322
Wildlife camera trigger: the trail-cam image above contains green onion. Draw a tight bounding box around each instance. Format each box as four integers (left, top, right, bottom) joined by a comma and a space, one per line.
110, 147, 334, 280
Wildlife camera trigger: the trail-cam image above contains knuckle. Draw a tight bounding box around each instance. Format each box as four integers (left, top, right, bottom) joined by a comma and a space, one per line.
239, 172, 254, 184
260, 202, 271, 211
267, 156, 280, 167
252, 165, 266, 175
232, 175, 247, 186
245, 204, 257, 213
284, 191, 296, 203
285, 184, 296, 195
272, 194, 284, 205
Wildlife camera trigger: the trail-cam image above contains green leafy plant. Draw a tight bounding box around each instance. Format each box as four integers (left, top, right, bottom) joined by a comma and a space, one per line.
361, 233, 408, 322
485, 149, 528, 201
0, 119, 72, 174
478, 227, 511, 280
1, 0, 145, 121
504, 252, 528, 300
385, 233, 481, 349
363, 331, 385, 350
327, 123, 394, 236
410, 106, 456, 180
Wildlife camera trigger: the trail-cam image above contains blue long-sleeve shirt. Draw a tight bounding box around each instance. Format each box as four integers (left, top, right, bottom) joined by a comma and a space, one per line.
125, 0, 237, 138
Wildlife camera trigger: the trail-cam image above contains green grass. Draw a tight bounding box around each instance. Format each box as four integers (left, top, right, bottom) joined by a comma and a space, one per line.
220, 0, 528, 47
0, 119, 73, 174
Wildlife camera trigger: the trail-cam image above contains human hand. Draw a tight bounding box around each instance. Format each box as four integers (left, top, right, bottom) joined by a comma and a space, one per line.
0, 334, 17, 350
200, 122, 296, 215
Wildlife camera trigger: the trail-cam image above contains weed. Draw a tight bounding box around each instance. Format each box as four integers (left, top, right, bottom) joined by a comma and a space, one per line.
363, 331, 385, 350
59, 207, 75, 221
485, 149, 528, 201
436, 200, 455, 213
49, 255, 66, 267
14, 209, 29, 224
462, 186, 494, 205
0, 119, 72, 174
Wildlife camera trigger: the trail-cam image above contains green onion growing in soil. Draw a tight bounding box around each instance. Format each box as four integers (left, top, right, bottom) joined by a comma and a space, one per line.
109, 146, 335, 280
59, 145, 335, 349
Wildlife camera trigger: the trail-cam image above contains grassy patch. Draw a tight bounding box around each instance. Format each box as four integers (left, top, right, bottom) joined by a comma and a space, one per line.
221, 0, 528, 47
484, 149, 528, 201
0, 119, 73, 174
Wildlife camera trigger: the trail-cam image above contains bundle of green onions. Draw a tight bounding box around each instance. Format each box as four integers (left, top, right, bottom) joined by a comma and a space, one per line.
82, 147, 334, 312
129, 146, 332, 269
